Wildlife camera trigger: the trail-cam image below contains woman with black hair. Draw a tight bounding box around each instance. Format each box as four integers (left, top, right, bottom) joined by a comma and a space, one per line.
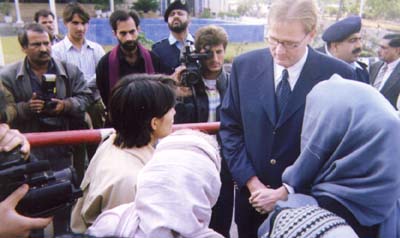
70, 74, 176, 233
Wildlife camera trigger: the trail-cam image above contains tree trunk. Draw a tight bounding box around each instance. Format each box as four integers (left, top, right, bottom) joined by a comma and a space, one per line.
336, 0, 345, 21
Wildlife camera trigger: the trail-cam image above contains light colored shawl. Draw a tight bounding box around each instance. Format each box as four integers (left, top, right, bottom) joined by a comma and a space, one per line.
87, 130, 223, 238
283, 75, 400, 232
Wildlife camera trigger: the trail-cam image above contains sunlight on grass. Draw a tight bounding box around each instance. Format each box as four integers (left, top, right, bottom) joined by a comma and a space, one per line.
1, 36, 23, 65
0, 36, 266, 65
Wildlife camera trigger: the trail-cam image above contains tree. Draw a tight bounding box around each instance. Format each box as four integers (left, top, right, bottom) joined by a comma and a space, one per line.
365, 0, 400, 20
132, 0, 159, 13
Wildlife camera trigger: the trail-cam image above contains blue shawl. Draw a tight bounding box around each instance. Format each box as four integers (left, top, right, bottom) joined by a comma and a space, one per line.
282, 75, 400, 235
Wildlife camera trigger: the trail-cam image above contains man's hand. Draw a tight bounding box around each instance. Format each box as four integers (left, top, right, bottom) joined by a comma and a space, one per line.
0, 184, 52, 238
170, 65, 193, 98
49, 98, 65, 115
246, 176, 268, 194
0, 124, 30, 157
249, 186, 289, 214
171, 65, 186, 84
28, 93, 44, 114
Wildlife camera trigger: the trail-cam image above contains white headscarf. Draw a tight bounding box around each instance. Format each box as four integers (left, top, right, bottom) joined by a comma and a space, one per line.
87, 130, 223, 238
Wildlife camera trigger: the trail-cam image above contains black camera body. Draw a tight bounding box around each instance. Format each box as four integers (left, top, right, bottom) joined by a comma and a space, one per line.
40, 74, 58, 111
0, 149, 82, 217
180, 44, 212, 87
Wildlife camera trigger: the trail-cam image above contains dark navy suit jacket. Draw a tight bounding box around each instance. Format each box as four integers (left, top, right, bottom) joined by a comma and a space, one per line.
219, 47, 356, 189
370, 60, 400, 109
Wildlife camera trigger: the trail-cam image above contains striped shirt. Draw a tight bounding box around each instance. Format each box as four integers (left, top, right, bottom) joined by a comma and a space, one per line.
203, 78, 220, 122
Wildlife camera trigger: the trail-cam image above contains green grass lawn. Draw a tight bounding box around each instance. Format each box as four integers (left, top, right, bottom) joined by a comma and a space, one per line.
1, 36, 266, 65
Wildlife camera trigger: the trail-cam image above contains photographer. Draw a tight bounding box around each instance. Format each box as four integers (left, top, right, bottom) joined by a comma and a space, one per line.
0, 23, 91, 171
173, 25, 233, 237
0, 23, 91, 235
0, 123, 52, 238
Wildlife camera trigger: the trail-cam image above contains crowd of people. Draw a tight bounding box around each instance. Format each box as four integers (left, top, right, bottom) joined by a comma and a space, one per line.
0, 0, 400, 237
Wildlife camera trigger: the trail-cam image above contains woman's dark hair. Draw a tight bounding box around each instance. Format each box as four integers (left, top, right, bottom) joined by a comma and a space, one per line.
109, 74, 176, 148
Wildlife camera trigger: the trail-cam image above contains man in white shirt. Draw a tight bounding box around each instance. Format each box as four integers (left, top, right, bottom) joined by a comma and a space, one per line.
52, 2, 105, 129
219, 0, 356, 236
369, 33, 400, 109
34, 9, 63, 44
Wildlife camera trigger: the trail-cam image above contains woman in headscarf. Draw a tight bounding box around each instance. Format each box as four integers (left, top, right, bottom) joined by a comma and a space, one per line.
70, 74, 176, 233
87, 129, 224, 238
253, 75, 400, 238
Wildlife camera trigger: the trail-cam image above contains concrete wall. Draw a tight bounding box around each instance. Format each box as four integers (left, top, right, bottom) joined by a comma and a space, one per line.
58, 18, 264, 45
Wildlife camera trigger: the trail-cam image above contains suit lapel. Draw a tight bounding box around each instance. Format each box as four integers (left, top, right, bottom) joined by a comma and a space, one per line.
370, 61, 384, 85
276, 49, 321, 128
381, 63, 400, 94
258, 52, 277, 125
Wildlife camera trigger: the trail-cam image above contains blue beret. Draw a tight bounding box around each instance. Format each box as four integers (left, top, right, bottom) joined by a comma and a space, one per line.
322, 16, 361, 43
164, 0, 190, 22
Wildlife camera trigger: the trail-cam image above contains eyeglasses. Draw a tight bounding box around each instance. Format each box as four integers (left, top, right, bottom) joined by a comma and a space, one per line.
29, 41, 51, 48
266, 34, 308, 50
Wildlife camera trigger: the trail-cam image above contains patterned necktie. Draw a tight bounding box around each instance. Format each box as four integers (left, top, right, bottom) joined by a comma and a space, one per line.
276, 69, 291, 117
373, 64, 388, 90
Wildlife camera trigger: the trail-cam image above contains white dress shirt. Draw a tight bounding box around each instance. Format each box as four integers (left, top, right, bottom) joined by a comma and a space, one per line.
274, 47, 309, 91
377, 58, 400, 91
52, 37, 105, 83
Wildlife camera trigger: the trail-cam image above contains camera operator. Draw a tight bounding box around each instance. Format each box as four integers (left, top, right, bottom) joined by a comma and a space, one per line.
174, 25, 229, 123
173, 25, 233, 237
0, 123, 52, 238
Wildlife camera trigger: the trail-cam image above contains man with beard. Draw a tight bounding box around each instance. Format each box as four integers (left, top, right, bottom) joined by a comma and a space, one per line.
318, 16, 369, 83
96, 10, 169, 109
34, 9, 63, 44
152, 0, 194, 74
0, 23, 91, 235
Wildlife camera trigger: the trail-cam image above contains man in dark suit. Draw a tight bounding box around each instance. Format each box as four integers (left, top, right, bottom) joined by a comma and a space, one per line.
152, 0, 194, 74
219, 0, 356, 237
370, 34, 400, 109
317, 15, 369, 83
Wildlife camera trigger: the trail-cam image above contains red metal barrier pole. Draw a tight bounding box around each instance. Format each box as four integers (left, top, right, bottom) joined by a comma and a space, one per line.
25, 122, 220, 148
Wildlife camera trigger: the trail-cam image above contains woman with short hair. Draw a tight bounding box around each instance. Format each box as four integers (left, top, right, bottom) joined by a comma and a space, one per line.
71, 74, 176, 233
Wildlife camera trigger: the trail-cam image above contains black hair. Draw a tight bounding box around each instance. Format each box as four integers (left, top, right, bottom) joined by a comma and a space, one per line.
383, 34, 400, 48
18, 23, 49, 48
109, 10, 140, 32
34, 9, 55, 22
109, 74, 176, 148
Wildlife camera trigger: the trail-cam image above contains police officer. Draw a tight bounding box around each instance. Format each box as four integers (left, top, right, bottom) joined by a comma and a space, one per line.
318, 15, 369, 83
152, 0, 194, 74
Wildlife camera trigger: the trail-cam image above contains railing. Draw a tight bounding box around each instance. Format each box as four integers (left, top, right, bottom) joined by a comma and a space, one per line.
25, 122, 220, 147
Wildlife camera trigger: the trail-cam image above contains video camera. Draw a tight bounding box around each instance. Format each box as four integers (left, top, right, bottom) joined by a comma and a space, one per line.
0, 148, 82, 217
40, 74, 58, 111
180, 43, 212, 87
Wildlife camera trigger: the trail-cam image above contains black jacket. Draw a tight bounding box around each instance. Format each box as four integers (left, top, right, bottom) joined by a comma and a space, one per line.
174, 69, 229, 124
